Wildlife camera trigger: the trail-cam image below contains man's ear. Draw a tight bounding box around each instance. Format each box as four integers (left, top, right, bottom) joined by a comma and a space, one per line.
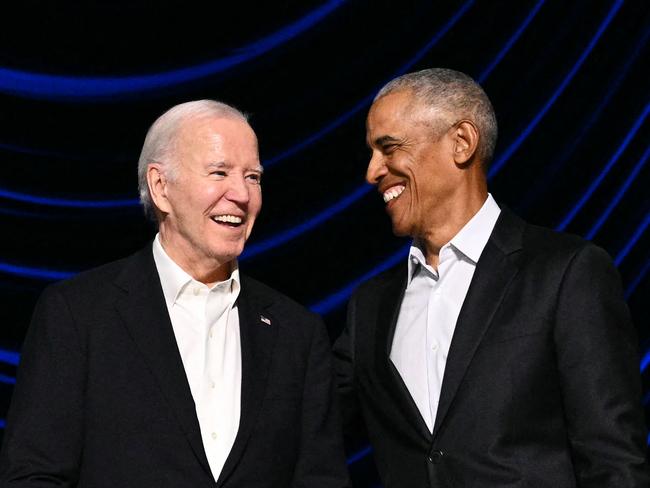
147, 163, 172, 214
452, 120, 479, 165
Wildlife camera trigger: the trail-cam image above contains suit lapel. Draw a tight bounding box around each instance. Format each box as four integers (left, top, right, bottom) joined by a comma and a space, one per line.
432, 209, 524, 438
112, 246, 213, 477
375, 265, 433, 441
217, 277, 277, 487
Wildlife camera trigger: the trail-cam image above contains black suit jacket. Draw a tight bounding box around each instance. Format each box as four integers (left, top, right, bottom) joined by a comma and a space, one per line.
0, 245, 350, 488
334, 209, 648, 487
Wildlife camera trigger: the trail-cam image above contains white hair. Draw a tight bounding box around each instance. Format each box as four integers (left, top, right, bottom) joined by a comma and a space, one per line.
137, 99, 248, 219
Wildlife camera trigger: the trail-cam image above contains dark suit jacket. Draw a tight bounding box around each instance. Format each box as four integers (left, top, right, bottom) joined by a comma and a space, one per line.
333, 209, 648, 488
0, 245, 350, 488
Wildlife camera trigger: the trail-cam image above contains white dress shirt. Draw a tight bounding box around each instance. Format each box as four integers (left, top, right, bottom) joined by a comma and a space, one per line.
390, 194, 501, 432
152, 235, 241, 481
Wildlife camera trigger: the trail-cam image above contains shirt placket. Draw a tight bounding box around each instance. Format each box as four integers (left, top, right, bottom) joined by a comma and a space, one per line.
427, 246, 455, 428
424, 264, 441, 429
188, 286, 215, 446
204, 283, 237, 477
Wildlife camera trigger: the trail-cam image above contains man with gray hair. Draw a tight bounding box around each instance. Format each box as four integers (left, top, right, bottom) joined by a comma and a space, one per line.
1, 100, 350, 487
333, 68, 648, 487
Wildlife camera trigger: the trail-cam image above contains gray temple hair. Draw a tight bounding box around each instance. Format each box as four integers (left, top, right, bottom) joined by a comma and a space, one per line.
137, 99, 249, 219
374, 68, 498, 165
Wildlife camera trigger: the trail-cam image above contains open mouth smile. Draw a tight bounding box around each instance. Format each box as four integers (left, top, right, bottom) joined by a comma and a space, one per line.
382, 185, 405, 203
210, 214, 244, 227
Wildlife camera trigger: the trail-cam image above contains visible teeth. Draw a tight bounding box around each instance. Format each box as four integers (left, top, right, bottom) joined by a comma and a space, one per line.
212, 215, 243, 224
383, 185, 405, 203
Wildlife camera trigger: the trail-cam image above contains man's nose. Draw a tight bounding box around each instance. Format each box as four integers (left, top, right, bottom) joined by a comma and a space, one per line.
225, 174, 250, 203
366, 151, 387, 185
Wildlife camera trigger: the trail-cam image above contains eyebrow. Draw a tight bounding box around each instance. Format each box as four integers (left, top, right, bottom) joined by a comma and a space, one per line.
205, 161, 227, 169
205, 161, 264, 173
368, 135, 401, 148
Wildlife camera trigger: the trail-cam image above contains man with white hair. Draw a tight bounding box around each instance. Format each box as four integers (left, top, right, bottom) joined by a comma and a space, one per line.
0, 100, 350, 488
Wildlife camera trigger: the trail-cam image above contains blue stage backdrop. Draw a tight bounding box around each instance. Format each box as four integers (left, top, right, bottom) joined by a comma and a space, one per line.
0, 1, 648, 484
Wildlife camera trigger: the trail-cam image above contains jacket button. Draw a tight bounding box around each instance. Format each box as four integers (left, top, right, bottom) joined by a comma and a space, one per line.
428, 450, 444, 463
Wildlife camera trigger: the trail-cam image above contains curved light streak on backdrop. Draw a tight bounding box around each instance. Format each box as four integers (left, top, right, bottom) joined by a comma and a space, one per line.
487, 0, 624, 179
1, 0, 524, 268
3, 0, 646, 320
0, 0, 347, 101
476, 0, 546, 83
0, 188, 138, 209
1, 1, 648, 479
626, 256, 650, 300
586, 144, 650, 240
558, 102, 650, 231
516, 23, 650, 214
2, 0, 645, 322
0, 0, 473, 210
263, 0, 476, 168
257, 0, 642, 316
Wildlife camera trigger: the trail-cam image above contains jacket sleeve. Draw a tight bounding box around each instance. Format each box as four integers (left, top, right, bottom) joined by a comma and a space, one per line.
290, 315, 351, 488
0, 285, 85, 487
331, 293, 363, 437
553, 244, 649, 487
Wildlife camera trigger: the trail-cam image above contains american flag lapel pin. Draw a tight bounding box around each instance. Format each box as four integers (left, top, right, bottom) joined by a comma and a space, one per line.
260, 315, 271, 326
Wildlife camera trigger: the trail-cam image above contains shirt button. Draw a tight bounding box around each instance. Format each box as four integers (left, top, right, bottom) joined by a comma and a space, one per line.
210, 381, 216, 389
193, 287, 200, 296
431, 343, 438, 351
209, 330, 213, 338
211, 432, 217, 440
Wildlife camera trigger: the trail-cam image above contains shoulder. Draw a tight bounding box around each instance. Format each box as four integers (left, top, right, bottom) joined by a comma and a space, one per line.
41, 249, 145, 304
26, 252, 142, 342
489, 212, 618, 295
494, 208, 613, 270
521, 221, 613, 269
523, 221, 585, 252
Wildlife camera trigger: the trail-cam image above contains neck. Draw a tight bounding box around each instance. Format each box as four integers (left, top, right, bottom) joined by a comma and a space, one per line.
158, 230, 232, 286
420, 187, 488, 268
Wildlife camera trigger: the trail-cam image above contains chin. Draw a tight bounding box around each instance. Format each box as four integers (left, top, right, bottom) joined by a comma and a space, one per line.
390, 222, 412, 237
208, 245, 243, 264
218, 247, 244, 261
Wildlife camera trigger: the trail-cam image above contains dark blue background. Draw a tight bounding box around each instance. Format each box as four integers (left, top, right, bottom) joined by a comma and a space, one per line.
0, 1, 648, 485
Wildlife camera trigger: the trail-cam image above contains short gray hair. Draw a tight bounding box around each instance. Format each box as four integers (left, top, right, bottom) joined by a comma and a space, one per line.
375, 68, 498, 165
137, 99, 249, 219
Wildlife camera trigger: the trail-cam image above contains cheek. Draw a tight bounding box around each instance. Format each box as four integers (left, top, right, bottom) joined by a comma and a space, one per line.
405, 168, 422, 201
250, 188, 263, 214
203, 185, 225, 202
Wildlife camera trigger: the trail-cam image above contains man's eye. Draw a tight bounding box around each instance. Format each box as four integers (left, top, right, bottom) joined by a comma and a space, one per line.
382, 144, 397, 154
246, 173, 262, 185
210, 170, 227, 177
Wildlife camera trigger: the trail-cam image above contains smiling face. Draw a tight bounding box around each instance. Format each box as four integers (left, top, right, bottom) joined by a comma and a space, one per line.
366, 90, 468, 239
151, 115, 262, 283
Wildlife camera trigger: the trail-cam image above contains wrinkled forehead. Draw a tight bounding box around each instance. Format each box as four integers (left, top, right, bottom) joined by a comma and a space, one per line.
176, 115, 259, 161
179, 115, 255, 142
